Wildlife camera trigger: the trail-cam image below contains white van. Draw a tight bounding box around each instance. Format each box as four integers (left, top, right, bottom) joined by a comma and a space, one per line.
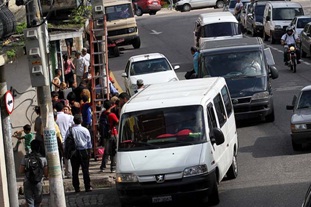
116, 78, 239, 206
194, 12, 242, 48
263, 1, 304, 44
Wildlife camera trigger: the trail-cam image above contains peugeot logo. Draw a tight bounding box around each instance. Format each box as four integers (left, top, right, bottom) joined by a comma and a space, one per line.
155, 174, 165, 183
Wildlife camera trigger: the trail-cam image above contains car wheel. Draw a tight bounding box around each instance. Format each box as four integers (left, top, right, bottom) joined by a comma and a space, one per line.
182, 4, 191, 12
301, 48, 307, 58
135, 8, 143, 16
207, 172, 220, 206
132, 37, 141, 49
265, 110, 275, 122
113, 46, 120, 57
149, 11, 157, 15
292, 139, 302, 151
216, 0, 224, 8
226, 154, 238, 179
270, 31, 276, 44
263, 30, 269, 41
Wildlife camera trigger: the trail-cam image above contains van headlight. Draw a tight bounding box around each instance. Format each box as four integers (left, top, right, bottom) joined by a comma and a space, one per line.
291, 124, 307, 131
251, 91, 269, 100
128, 27, 136, 33
183, 164, 207, 177
116, 173, 138, 183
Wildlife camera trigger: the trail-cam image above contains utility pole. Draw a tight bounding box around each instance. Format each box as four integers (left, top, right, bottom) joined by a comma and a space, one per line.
23, 0, 66, 206
0, 65, 17, 207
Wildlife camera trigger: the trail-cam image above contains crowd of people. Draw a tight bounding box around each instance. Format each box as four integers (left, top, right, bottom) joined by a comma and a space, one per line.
13, 45, 132, 206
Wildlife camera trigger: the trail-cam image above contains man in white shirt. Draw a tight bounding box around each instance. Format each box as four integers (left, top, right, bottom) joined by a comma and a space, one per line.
234, 0, 243, 22
281, 27, 301, 64
81, 48, 90, 67
73, 51, 88, 86
55, 102, 74, 178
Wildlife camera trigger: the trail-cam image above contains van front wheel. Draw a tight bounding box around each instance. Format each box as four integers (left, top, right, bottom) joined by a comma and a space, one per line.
132, 37, 141, 49
226, 154, 238, 179
207, 175, 220, 206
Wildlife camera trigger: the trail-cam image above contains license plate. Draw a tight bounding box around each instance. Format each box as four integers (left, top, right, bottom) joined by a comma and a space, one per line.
152, 196, 172, 203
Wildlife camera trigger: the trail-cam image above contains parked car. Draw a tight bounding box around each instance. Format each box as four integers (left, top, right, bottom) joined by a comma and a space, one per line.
174, 0, 224, 12
286, 85, 311, 150
263, 1, 304, 44
300, 22, 311, 57
133, 0, 161, 16
245, 1, 266, 37
302, 184, 311, 207
289, 15, 311, 38
121, 53, 180, 96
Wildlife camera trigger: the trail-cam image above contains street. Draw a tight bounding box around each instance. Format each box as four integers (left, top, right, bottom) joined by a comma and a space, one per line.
107, 3, 311, 206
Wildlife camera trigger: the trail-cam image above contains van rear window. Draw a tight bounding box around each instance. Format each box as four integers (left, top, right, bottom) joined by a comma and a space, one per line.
272, 8, 304, 20
203, 22, 240, 38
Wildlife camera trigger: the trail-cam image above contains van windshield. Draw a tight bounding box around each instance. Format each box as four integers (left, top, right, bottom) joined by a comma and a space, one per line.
118, 106, 206, 151
203, 22, 240, 37
105, 4, 134, 21
200, 51, 266, 78
272, 8, 304, 20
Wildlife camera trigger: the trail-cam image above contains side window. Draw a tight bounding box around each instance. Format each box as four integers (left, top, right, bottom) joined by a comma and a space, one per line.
213, 94, 227, 127
207, 103, 217, 129
221, 86, 233, 117
125, 60, 130, 74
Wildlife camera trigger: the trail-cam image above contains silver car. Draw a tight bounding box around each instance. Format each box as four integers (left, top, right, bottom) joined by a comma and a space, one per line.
286, 85, 311, 150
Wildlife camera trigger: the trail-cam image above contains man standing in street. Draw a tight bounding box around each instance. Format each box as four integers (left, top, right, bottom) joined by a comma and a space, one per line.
68, 114, 93, 193
73, 51, 88, 86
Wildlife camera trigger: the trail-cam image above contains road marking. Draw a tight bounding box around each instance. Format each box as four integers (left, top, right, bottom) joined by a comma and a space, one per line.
150, 30, 162, 35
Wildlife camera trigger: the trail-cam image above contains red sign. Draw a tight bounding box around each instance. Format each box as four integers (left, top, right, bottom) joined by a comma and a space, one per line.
4, 91, 14, 114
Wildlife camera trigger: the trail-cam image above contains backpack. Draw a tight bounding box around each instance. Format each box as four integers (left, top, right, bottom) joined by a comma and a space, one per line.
25, 153, 44, 184
64, 127, 77, 159
99, 112, 111, 140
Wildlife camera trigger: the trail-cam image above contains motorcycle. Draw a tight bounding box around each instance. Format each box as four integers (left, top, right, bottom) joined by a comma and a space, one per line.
285, 44, 297, 73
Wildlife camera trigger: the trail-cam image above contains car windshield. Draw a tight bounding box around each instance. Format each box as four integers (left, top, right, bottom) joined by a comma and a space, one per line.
203, 22, 241, 37
130, 58, 171, 76
297, 18, 311, 29
118, 106, 206, 151
272, 8, 304, 20
297, 90, 311, 109
105, 4, 134, 21
200, 50, 266, 78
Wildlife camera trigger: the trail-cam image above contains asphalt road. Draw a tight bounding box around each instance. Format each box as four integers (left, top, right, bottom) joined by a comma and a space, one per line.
108, 4, 311, 207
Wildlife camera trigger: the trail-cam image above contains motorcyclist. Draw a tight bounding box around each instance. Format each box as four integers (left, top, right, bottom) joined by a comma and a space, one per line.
281, 26, 301, 65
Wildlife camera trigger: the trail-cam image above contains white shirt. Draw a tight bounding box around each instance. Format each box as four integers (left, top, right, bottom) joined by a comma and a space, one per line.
281, 33, 299, 45
235, 2, 243, 14
56, 112, 74, 142
74, 56, 87, 76
82, 53, 90, 68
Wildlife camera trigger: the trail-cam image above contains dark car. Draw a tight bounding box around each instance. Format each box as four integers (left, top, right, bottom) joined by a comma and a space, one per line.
301, 22, 311, 58
286, 85, 311, 151
245, 1, 266, 37
303, 184, 311, 207
133, 0, 162, 16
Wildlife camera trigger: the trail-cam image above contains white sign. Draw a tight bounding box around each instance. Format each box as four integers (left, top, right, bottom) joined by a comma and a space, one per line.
4, 91, 14, 114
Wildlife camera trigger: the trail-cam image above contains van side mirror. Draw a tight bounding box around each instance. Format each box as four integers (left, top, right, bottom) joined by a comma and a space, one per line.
266, 16, 270, 21
269, 66, 278, 79
212, 128, 225, 145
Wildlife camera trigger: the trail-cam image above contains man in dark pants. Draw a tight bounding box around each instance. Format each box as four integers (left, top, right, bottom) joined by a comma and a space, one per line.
67, 114, 93, 192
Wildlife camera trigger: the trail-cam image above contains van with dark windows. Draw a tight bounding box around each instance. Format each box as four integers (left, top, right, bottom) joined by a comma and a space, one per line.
194, 12, 242, 48
116, 78, 238, 206
198, 37, 279, 122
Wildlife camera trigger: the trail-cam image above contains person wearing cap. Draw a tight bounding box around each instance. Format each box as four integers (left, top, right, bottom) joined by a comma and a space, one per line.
134, 79, 144, 93
73, 51, 88, 86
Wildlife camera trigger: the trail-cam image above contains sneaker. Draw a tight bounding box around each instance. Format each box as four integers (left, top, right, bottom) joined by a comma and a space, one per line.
85, 187, 93, 192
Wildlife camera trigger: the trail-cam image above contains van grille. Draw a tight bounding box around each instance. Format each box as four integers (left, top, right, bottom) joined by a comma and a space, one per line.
108, 28, 136, 36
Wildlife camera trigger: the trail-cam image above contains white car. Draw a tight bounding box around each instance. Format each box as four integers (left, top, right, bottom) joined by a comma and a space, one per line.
288, 15, 311, 38
121, 53, 180, 96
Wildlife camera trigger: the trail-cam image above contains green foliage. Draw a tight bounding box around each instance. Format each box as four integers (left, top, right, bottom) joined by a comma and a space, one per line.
69, 6, 91, 24
6, 49, 16, 59
15, 22, 27, 34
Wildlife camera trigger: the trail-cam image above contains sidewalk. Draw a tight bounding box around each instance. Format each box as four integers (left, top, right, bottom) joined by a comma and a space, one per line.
18, 159, 116, 207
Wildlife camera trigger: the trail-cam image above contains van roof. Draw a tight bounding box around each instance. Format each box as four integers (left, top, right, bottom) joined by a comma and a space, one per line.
266, 1, 302, 8
198, 12, 238, 25
122, 78, 226, 112
105, 0, 132, 6
200, 37, 263, 51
